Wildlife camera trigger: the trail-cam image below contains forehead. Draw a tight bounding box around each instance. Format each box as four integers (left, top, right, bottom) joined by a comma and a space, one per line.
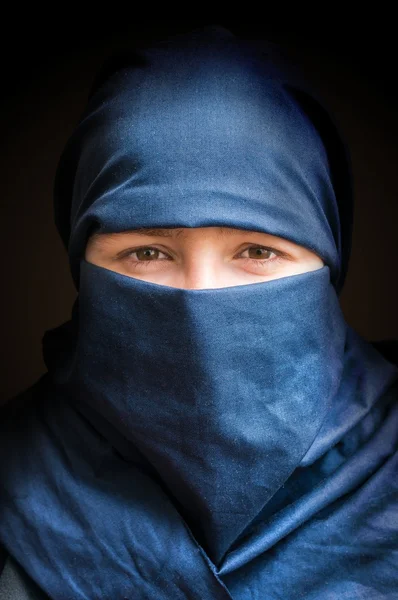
90, 226, 288, 242
110, 227, 253, 238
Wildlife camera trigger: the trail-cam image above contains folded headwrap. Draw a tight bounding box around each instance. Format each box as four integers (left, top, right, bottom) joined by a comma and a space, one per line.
1, 25, 397, 599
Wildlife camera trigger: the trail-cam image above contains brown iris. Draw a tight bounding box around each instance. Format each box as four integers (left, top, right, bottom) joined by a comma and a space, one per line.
247, 247, 273, 259
135, 248, 161, 261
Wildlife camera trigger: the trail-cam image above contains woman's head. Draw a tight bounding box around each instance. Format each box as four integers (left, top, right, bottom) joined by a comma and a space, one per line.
54, 25, 352, 293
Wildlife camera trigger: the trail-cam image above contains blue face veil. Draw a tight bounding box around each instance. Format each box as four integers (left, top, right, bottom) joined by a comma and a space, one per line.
1, 26, 398, 599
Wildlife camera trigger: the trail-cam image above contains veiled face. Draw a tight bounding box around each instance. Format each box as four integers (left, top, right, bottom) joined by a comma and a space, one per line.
85, 226, 324, 289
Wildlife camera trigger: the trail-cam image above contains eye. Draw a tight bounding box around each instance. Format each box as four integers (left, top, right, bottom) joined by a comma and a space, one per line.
117, 246, 172, 270
129, 247, 169, 262
235, 245, 287, 272
239, 246, 278, 261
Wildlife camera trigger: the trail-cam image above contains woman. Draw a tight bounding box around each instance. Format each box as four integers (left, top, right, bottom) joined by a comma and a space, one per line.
1, 25, 397, 599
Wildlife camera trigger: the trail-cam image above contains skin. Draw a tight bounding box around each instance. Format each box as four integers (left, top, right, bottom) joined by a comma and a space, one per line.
85, 226, 324, 289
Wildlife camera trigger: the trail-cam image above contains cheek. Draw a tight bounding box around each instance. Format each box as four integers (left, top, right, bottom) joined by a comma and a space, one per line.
295, 249, 324, 268
300, 257, 324, 273
278, 257, 323, 278
310, 255, 325, 268
85, 239, 105, 260
84, 239, 120, 262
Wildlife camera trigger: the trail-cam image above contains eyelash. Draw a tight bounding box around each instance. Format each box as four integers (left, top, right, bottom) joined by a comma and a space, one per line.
118, 245, 285, 270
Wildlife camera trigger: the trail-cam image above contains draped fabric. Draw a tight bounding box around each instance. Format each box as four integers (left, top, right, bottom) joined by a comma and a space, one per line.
1, 25, 397, 599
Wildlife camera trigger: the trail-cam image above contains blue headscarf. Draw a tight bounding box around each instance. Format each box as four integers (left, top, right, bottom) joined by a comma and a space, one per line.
1, 25, 397, 599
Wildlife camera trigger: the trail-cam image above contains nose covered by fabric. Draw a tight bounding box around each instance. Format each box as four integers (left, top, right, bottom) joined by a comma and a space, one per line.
63, 259, 346, 566
54, 25, 348, 292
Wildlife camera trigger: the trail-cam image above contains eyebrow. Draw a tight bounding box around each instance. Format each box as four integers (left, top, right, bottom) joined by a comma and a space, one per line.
126, 228, 185, 237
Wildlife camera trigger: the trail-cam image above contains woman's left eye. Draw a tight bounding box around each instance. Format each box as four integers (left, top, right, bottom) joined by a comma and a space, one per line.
238, 247, 278, 261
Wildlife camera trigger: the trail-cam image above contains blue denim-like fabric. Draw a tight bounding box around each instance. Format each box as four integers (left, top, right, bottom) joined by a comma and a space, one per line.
1, 25, 398, 599
54, 26, 352, 295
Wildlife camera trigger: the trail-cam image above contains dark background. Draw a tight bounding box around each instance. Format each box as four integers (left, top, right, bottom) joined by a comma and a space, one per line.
1, 19, 397, 404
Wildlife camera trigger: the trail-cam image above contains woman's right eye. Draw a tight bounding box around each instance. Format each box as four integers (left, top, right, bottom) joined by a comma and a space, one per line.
126, 247, 170, 262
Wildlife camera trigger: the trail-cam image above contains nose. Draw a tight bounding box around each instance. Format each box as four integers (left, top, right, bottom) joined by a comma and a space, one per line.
182, 259, 224, 290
